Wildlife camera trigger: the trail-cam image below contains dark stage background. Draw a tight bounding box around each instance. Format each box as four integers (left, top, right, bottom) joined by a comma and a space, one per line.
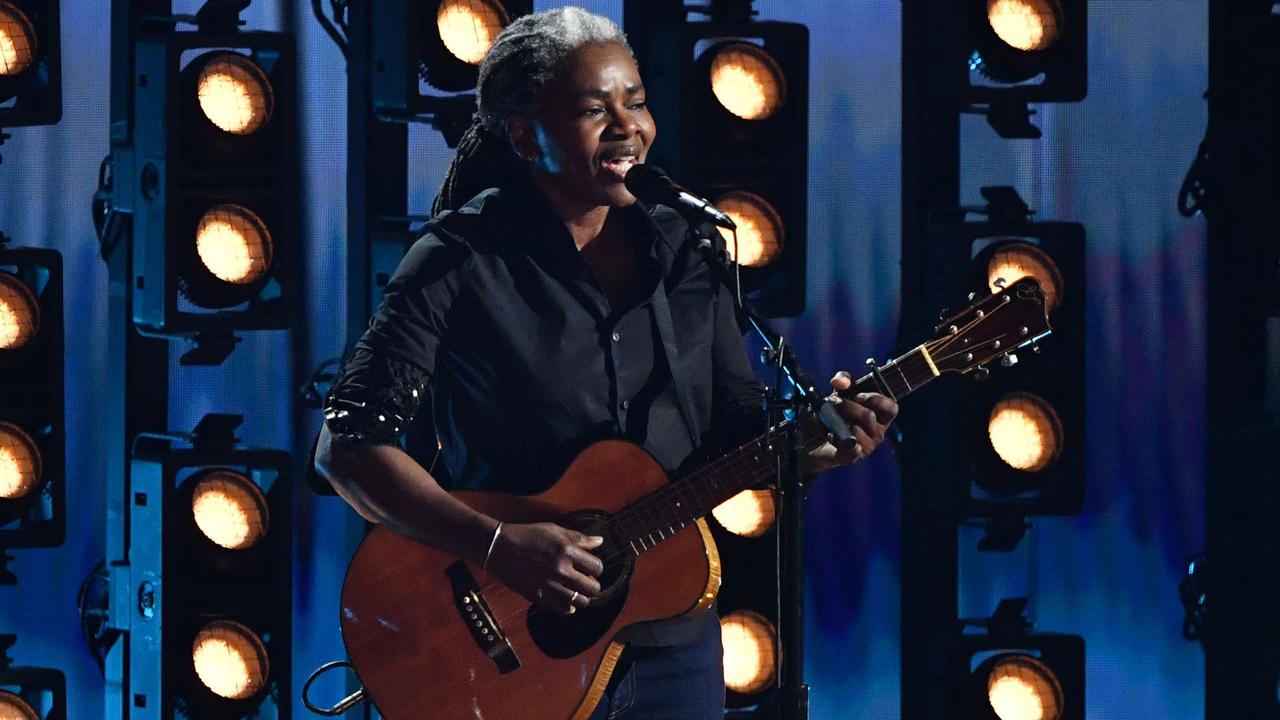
0, 1, 1206, 717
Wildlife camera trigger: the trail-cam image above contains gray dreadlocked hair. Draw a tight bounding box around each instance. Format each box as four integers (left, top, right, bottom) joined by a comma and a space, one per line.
432, 7, 634, 214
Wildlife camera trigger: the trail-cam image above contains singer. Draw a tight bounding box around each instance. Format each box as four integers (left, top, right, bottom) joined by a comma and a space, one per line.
314, 7, 897, 719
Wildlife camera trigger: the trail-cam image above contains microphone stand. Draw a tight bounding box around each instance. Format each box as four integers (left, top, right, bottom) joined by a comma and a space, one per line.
687, 223, 856, 720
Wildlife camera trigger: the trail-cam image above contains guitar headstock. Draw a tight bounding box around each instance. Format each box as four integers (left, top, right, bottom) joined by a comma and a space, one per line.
926, 277, 1052, 376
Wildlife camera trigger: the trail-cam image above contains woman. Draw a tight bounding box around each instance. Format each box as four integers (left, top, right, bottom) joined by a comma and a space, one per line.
315, 7, 897, 719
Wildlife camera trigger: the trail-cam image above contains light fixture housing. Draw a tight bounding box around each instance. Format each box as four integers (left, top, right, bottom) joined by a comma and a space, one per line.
0, 246, 63, 553
641, 19, 809, 317
0, 635, 65, 720
130, 30, 297, 346
123, 415, 291, 717
0, 0, 59, 128
966, 0, 1085, 102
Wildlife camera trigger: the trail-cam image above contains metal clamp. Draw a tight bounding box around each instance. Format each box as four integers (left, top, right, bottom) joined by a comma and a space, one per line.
864, 358, 898, 403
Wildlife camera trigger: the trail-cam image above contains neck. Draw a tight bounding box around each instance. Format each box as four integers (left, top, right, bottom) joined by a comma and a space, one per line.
530, 175, 611, 250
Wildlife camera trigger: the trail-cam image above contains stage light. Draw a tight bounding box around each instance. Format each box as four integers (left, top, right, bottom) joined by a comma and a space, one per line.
948, 600, 1083, 720
193, 204, 273, 286
131, 30, 296, 349
190, 469, 269, 551
0, 636, 65, 719
436, 0, 508, 65
982, 654, 1064, 720
122, 415, 291, 716
0, 3, 35, 76
194, 52, 274, 136
711, 489, 776, 538
986, 0, 1060, 52
0, 691, 38, 720
720, 610, 776, 695
0, 422, 39, 501
638, 15, 809, 316
708, 42, 786, 121
987, 392, 1063, 476
716, 191, 784, 269
986, 242, 1063, 313
0, 271, 39, 350
191, 620, 270, 700
0, 245, 63, 550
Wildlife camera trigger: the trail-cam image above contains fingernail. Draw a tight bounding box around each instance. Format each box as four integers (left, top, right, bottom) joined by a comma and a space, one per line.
830, 371, 850, 383
588, 535, 604, 546
856, 393, 871, 401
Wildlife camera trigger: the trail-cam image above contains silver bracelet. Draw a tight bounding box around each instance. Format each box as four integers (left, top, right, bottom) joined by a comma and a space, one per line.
482, 521, 503, 569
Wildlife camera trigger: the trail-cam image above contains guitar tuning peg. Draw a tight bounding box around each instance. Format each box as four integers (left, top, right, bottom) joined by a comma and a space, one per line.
973, 366, 990, 381
1031, 344, 1041, 354
993, 277, 1007, 289
1000, 353, 1018, 367
967, 291, 977, 302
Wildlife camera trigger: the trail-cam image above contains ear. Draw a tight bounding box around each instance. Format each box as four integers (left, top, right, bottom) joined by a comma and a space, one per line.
504, 116, 540, 162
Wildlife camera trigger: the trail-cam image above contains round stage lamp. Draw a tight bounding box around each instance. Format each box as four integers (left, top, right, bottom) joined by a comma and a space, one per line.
0, 691, 39, 720
195, 205, 273, 285
0, 422, 41, 501
720, 610, 776, 695
987, 0, 1062, 53
708, 42, 787, 121
985, 242, 1064, 313
987, 392, 1064, 475
711, 489, 776, 538
196, 52, 275, 136
0, 2, 36, 77
437, 0, 509, 65
980, 653, 1064, 720
192, 620, 270, 700
715, 191, 784, 268
191, 470, 269, 551
0, 270, 40, 350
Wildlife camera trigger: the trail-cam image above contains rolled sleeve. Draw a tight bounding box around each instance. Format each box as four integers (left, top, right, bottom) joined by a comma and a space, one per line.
323, 229, 472, 447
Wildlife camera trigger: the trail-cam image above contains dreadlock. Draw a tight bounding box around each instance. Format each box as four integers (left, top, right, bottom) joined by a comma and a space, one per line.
431, 7, 633, 214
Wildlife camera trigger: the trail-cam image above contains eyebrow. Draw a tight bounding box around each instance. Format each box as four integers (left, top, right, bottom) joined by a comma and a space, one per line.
576, 84, 645, 100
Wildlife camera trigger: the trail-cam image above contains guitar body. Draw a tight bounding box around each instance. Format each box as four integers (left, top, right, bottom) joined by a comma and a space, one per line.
340, 440, 722, 720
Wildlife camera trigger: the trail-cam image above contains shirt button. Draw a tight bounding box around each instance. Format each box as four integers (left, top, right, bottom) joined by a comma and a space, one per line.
620, 400, 631, 410
611, 331, 621, 343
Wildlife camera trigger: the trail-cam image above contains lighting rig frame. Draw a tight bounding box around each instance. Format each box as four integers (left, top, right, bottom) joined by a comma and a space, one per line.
0, 0, 62, 130
0, 635, 67, 720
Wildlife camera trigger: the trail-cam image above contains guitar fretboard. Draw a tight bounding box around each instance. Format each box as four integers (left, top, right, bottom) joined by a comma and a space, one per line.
606, 343, 941, 555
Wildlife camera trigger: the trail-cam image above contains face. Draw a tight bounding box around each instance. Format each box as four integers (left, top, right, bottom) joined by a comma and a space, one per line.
508, 42, 656, 218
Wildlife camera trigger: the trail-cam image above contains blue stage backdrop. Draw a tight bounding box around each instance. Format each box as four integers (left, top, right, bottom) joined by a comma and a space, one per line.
0, 1, 1205, 718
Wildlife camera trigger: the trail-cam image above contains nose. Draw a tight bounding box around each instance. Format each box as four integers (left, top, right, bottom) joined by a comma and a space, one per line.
606, 106, 640, 139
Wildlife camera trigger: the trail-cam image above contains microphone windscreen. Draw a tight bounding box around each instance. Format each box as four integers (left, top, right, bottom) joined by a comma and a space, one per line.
623, 164, 674, 201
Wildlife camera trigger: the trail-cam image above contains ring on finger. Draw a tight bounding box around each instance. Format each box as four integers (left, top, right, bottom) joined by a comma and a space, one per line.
570, 590, 580, 605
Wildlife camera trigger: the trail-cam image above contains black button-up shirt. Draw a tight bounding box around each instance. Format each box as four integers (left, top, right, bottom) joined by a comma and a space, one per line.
326, 187, 765, 494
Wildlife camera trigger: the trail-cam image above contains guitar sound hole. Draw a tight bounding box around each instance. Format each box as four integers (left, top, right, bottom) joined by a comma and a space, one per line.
526, 509, 632, 659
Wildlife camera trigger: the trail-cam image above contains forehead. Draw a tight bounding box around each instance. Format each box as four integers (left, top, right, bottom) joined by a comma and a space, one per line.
545, 42, 643, 100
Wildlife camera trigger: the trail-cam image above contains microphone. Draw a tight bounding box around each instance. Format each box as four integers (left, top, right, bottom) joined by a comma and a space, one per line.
624, 164, 737, 231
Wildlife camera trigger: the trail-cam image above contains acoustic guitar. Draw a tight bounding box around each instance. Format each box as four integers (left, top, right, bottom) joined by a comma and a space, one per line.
339, 277, 1052, 719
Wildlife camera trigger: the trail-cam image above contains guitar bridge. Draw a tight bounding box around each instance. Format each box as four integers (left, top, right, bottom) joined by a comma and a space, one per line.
446, 562, 521, 674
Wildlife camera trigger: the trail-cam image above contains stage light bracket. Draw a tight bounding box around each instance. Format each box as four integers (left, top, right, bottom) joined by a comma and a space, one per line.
0, 634, 67, 720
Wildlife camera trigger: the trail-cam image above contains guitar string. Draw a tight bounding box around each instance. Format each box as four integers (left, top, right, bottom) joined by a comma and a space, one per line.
470, 309, 1022, 627
471, 320, 1001, 624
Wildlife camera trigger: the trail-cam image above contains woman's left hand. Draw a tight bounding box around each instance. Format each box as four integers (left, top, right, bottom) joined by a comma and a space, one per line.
804, 371, 899, 474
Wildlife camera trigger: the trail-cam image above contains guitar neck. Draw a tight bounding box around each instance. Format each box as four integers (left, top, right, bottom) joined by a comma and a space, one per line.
607, 343, 942, 555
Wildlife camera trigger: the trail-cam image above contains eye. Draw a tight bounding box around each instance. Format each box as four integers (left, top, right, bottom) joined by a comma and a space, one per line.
628, 100, 648, 111
581, 106, 606, 118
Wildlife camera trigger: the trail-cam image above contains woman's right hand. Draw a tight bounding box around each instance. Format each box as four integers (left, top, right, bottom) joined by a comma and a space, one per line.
484, 522, 604, 615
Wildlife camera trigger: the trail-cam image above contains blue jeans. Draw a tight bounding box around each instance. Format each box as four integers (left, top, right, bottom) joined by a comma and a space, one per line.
586, 616, 725, 720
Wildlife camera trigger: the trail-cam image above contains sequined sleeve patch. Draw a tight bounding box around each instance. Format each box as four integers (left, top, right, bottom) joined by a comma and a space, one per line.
323, 348, 428, 446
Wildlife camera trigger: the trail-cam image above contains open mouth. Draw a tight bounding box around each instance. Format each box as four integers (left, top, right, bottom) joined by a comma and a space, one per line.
599, 149, 639, 181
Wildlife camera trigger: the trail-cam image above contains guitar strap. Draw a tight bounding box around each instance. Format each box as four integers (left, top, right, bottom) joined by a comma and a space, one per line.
650, 283, 703, 453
